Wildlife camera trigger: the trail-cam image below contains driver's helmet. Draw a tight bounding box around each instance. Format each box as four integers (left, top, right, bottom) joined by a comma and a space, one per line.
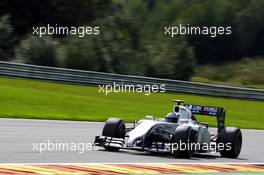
165, 112, 179, 123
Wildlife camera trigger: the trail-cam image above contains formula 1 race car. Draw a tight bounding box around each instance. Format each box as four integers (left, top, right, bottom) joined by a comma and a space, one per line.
94, 100, 242, 158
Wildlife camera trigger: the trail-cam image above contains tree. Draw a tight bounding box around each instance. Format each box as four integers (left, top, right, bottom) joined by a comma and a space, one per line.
61, 37, 106, 71
61, 17, 145, 75
0, 0, 113, 34
151, 37, 196, 80
235, 0, 264, 57
15, 36, 58, 66
0, 15, 14, 61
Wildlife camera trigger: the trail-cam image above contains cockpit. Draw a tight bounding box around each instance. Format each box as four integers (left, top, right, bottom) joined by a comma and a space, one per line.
174, 105, 192, 120
166, 105, 193, 123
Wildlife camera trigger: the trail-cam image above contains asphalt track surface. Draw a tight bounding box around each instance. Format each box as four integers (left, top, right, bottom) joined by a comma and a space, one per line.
0, 118, 263, 163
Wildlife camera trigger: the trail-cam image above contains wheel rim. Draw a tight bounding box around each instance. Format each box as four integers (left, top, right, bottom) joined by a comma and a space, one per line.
234, 132, 242, 155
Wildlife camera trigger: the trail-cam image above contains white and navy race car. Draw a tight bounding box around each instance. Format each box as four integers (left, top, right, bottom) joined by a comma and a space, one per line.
94, 100, 242, 158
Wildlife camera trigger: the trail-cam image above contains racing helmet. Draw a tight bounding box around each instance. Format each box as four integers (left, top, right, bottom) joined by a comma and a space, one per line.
165, 112, 179, 123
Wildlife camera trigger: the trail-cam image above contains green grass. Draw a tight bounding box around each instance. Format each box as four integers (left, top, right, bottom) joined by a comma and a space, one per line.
192, 57, 264, 89
0, 77, 263, 129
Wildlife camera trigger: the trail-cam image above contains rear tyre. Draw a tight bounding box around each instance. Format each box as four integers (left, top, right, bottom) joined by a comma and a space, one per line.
102, 118, 125, 151
172, 125, 196, 158
219, 127, 242, 158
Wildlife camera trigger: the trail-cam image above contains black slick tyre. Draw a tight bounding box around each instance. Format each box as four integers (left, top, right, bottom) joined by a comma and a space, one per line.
102, 118, 125, 151
219, 127, 242, 158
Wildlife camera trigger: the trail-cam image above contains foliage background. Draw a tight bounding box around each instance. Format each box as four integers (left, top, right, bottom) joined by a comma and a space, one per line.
0, 0, 264, 84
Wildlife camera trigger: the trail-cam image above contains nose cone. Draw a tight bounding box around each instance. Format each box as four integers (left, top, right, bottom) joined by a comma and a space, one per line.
127, 120, 156, 147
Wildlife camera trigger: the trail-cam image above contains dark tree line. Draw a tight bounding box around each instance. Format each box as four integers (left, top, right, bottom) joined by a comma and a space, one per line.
0, 0, 264, 80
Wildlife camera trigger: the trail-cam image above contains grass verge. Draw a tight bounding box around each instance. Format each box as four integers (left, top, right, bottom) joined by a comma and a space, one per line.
192, 57, 264, 89
0, 77, 263, 129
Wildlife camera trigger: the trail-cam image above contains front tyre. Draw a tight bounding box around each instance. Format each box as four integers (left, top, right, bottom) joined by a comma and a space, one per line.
172, 125, 196, 158
219, 127, 242, 158
102, 118, 125, 151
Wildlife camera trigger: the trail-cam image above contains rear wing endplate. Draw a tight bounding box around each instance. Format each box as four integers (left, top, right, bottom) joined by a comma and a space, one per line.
185, 104, 226, 133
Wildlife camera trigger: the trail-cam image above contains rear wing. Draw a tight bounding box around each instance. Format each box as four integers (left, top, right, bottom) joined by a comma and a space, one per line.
184, 104, 226, 133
